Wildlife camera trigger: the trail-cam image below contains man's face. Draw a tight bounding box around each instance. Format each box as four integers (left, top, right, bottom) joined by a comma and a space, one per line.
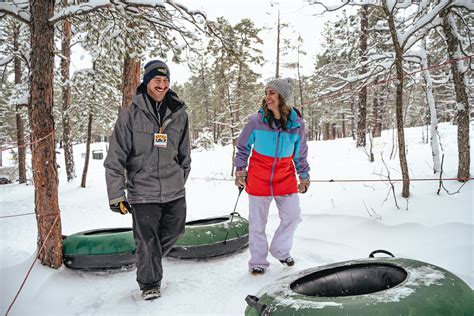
147, 76, 170, 102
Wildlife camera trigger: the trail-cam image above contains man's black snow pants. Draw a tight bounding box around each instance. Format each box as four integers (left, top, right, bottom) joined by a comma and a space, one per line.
131, 197, 186, 291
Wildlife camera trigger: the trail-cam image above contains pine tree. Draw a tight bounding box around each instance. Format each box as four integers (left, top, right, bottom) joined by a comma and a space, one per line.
0, 0, 208, 269
0, 16, 29, 182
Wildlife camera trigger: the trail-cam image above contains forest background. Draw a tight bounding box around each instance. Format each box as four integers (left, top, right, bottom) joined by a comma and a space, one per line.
0, 0, 472, 269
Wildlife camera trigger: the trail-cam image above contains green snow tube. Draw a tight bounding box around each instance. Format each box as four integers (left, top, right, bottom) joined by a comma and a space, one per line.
245, 250, 474, 316
62, 228, 136, 270
167, 212, 249, 259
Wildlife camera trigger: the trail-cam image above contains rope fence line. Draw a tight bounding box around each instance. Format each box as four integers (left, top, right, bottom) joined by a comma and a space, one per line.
186, 176, 473, 182
1, 177, 471, 220
0, 211, 63, 219
310, 177, 473, 183
0, 212, 35, 219
5, 213, 61, 316
0, 130, 55, 152
1, 54, 472, 153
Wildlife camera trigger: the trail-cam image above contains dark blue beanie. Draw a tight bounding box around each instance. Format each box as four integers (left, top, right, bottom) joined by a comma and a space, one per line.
143, 60, 170, 85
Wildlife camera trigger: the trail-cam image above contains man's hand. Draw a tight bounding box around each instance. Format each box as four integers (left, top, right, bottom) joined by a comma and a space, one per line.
298, 178, 310, 194
235, 170, 248, 188
110, 200, 133, 215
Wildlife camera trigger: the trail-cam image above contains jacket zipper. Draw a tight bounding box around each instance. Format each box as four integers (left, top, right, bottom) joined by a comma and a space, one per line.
156, 105, 178, 201
139, 95, 183, 202
269, 130, 281, 196
143, 96, 166, 201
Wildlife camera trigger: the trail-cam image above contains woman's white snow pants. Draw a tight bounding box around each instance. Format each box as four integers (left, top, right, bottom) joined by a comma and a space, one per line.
248, 194, 302, 270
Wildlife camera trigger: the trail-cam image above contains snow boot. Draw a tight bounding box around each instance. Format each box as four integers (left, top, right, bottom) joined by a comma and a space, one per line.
279, 257, 295, 266
250, 267, 265, 275
142, 287, 161, 300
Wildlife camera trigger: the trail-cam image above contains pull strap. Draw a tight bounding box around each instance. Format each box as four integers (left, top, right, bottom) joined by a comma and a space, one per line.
369, 249, 395, 258
245, 295, 271, 316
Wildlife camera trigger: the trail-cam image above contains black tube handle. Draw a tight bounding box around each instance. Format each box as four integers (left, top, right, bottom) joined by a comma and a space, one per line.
224, 187, 244, 244
245, 295, 271, 316
369, 249, 395, 258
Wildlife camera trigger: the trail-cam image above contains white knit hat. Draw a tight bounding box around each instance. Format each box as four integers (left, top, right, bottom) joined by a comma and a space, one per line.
265, 78, 294, 103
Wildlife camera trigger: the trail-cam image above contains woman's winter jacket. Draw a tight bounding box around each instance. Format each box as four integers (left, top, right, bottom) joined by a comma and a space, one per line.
235, 108, 310, 196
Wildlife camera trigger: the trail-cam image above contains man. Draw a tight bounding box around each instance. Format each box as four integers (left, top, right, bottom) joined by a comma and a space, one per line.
104, 60, 191, 300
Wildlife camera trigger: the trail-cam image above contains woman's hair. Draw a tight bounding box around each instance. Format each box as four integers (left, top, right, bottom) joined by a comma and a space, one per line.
261, 94, 292, 130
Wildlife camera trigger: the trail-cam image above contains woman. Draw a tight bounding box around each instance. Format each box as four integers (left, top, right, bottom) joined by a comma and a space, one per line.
234, 77, 310, 275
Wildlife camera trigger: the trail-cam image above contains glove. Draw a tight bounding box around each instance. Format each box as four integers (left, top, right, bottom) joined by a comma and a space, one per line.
110, 200, 133, 215
235, 170, 248, 188
298, 178, 310, 194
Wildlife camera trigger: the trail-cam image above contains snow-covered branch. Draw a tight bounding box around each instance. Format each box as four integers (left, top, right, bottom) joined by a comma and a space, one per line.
305, 0, 350, 12
49, 1, 112, 23
0, 1, 30, 24
0, 56, 14, 67
49, 0, 206, 24
398, 0, 450, 49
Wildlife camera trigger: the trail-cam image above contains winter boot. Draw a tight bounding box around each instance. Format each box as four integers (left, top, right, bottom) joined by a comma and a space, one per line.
250, 267, 265, 275
142, 287, 161, 300
279, 257, 295, 266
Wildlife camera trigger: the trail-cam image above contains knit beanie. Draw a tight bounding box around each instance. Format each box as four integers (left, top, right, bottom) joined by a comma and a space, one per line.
265, 78, 293, 103
143, 60, 170, 85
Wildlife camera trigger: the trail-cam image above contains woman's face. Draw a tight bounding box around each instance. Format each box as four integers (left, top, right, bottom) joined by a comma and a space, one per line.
265, 88, 280, 113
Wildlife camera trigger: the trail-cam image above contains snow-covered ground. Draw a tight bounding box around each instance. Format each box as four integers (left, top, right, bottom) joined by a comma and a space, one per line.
0, 123, 472, 315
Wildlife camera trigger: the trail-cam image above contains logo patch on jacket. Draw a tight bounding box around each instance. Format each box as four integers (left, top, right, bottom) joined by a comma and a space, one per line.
154, 132, 167, 148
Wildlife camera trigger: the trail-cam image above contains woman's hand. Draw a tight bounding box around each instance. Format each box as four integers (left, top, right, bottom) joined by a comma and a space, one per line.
298, 178, 310, 193
235, 170, 248, 187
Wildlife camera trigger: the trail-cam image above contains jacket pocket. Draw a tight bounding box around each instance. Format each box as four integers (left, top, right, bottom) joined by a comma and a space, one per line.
127, 154, 146, 185
133, 128, 154, 156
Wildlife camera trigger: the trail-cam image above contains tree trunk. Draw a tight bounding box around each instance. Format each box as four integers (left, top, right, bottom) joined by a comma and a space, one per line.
372, 93, 382, 137
275, 10, 280, 79
201, 60, 211, 126
61, 14, 75, 182
81, 113, 93, 188
13, 21, 27, 184
227, 84, 236, 176
331, 123, 337, 140
297, 38, 304, 114
120, 56, 141, 112
420, 37, 441, 173
350, 91, 356, 140
213, 110, 218, 143
356, 5, 368, 147
341, 113, 346, 138
442, 10, 470, 180
386, 7, 410, 198
323, 122, 330, 141
29, 1, 62, 268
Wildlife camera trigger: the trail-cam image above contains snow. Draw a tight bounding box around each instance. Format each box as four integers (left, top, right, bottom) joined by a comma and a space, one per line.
49, 0, 111, 23
0, 123, 473, 315
0, 56, 14, 67
367, 265, 445, 303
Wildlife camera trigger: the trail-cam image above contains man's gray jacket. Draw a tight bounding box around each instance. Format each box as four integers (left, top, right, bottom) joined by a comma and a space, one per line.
104, 89, 191, 205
